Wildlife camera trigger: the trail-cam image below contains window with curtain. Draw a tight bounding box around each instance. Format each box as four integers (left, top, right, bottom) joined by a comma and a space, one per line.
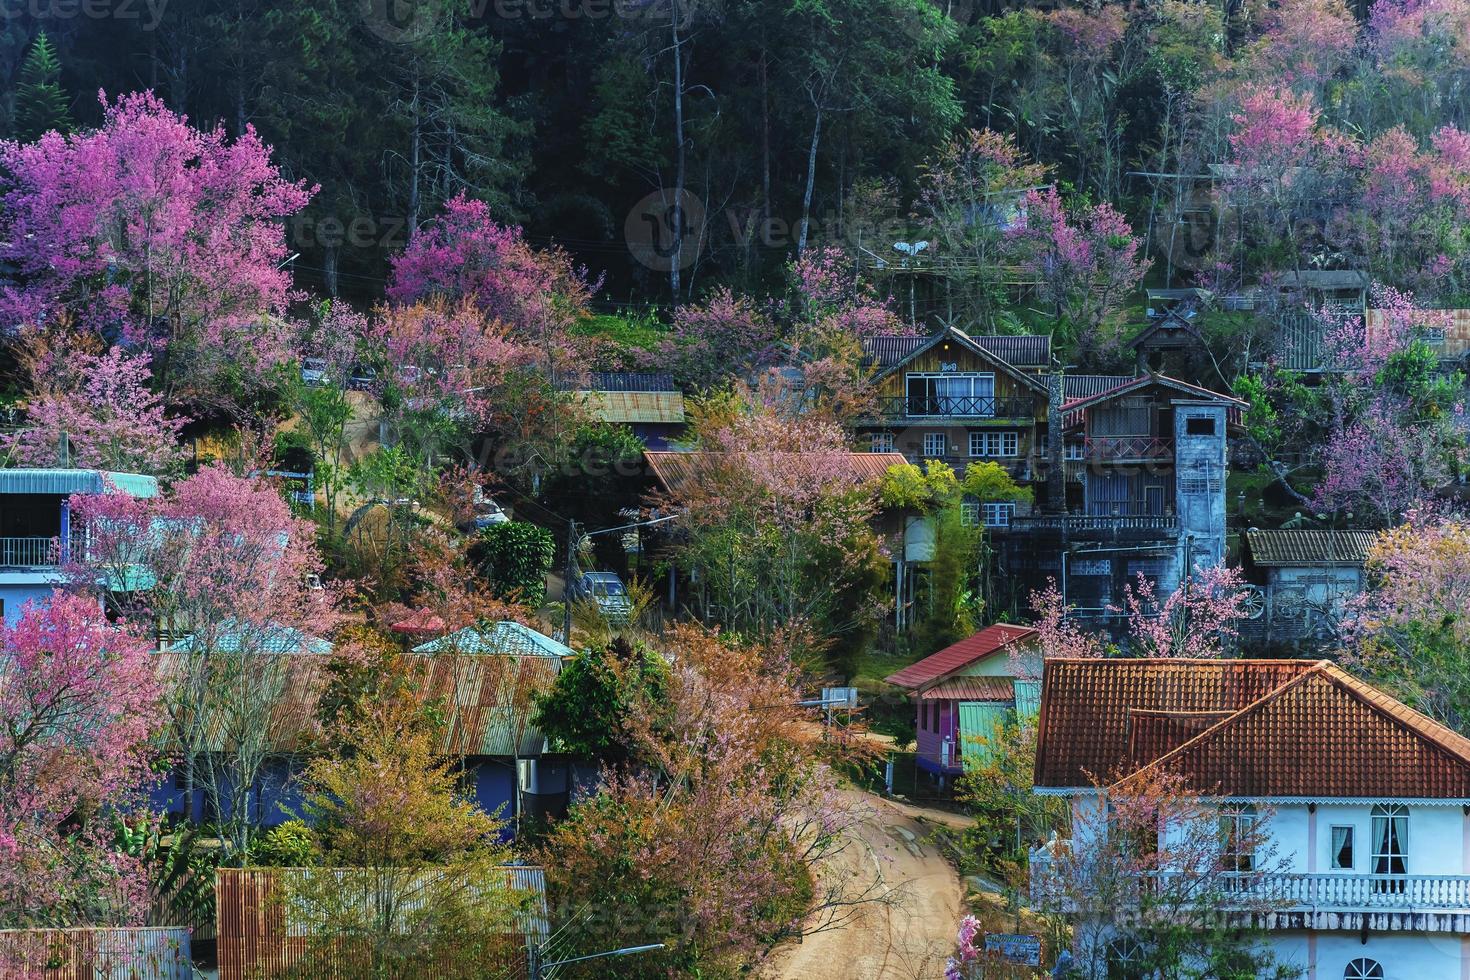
1218, 804, 1257, 874
1330, 825, 1354, 870
1371, 803, 1408, 893
905, 373, 996, 416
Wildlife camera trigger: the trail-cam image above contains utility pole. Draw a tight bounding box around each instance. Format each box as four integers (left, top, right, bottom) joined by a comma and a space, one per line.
561, 519, 579, 644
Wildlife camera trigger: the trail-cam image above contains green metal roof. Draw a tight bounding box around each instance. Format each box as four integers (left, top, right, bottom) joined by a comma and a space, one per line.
0, 468, 158, 498
412, 621, 573, 658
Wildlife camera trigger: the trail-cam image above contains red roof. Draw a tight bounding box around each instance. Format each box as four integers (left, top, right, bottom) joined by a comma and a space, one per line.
885, 624, 1038, 690
1035, 658, 1470, 798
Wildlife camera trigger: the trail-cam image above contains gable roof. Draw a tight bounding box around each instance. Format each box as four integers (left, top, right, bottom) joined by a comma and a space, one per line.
885, 624, 1039, 690
1063, 375, 1136, 400
863, 332, 1052, 372
1244, 528, 1378, 567
1127, 311, 1207, 352
412, 621, 573, 658
1061, 373, 1248, 415
585, 371, 676, 392
645, 450, 907, 498
864, 326, 1048, 392
1035, 658, 1470, 798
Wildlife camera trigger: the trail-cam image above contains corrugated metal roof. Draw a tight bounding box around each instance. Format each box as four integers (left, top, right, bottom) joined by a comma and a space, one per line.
0, 468, 158, 498
587, 371, 677, 392
917, 677, 1014, 701
862, 333, 1051, 369
413, 621, 573, 658
168, 622, 333, 655
886, 624, 1039, 689
1063, 374, 1135, 400
645, 450, 907, 497
1244, 528, 1377, 566
580, 390, 686, 424
0, 927, 193, 979
1367, 308, 1470, 358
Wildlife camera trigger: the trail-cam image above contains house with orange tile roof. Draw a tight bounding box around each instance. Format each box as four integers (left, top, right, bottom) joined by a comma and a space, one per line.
884, 623, 1040, 785
1031, 657, 1470, 979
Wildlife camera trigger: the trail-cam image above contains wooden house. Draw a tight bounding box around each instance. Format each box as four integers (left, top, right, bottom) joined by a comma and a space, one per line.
857, 326, 1052, 522
884, 624, 1041, 787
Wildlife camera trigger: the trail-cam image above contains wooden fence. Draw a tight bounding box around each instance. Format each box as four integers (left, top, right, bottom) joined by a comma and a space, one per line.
0, 927, 192, 980
217, 867, 542, 980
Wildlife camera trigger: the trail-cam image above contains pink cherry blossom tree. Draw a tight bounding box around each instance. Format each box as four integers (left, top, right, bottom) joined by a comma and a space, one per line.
69, 465, 336, 861
0, 91, 313, 405
1115, 564, 1250, 658
1006, 187, 1149, 366
387, 193, 598, 379
643, 288, 782, 390
0, 591, 161, 928
2, 345, 186, 475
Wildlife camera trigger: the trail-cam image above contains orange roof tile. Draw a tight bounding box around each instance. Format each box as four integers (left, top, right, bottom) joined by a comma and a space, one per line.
885, 624, 1038, 690
1036, 658, 1470, 799
645, 450, 907, 497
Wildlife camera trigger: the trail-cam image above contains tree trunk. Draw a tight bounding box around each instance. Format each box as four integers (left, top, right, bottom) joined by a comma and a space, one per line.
407, 70, 422, 238
670, 0, 686, 301
797, 107, 824, 258
323, 242, 339, 298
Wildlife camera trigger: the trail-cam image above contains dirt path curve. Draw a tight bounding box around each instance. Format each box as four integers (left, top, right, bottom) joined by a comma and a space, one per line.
761, 791, 965, 980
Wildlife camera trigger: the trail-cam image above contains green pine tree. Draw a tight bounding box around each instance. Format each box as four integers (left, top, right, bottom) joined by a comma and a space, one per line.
14, 32, 71, 141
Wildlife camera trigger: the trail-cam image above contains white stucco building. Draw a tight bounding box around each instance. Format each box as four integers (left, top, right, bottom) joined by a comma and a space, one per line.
1032, 657, 1470, 980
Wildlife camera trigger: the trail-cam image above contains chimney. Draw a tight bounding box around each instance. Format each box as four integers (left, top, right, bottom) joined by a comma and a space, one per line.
1045, 371, 1066, 514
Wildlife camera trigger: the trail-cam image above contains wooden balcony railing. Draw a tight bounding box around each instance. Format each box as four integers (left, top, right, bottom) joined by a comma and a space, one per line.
874, 395, 1035, 419
1084, 436, 1174, 461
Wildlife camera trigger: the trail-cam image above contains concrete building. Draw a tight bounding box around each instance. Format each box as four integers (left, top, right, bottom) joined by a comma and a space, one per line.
0, 467, 158, 623
1032, 657, 1470, 979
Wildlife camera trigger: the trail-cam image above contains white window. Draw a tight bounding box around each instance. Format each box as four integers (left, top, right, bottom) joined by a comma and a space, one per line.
982, 502, 1014, 528
1344, 959, 1384, 980
1064, 441, 1085, 460
1218, 804, 1257, 874
923, 433, 947, 458
904, 372, 996, 416
969, 431, 1019, 457
871, 432, 895, 453
960, 497, 980, 527
1330, 825, 1355, 870
1371, 803, 1408, 891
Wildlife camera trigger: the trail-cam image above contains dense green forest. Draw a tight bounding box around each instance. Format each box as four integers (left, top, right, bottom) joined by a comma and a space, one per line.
9, 0, 1463, 320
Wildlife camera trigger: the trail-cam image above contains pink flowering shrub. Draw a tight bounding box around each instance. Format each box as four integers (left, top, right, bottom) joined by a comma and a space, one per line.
0, 592, 161, 927
2, 346, 186, 474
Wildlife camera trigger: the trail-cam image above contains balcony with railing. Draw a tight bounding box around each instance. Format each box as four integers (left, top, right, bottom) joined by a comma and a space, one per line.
1030, 845, 1470, 930
0, 535, 73, 568
873, 395, 1036, 421
1009, 513, 1178, 541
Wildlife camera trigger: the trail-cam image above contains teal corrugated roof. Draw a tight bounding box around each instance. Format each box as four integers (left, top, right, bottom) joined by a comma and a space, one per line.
412, 621, 572, 658
169, 622, 332, 655
0, 468, 158, 498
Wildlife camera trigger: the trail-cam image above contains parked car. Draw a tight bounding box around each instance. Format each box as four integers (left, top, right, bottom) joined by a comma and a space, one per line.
472, 500, 511, 529
301, 358, 329, 386
570, 571, 633, 622
349, 364, 378, 390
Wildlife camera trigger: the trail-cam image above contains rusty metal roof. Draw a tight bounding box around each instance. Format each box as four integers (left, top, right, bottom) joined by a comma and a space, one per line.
917, 677, 1015, 701
1035, 658, 1470, 798
1244, 528, 1377, 567
1367, 308, 1470, 358
580, 390, 686, 424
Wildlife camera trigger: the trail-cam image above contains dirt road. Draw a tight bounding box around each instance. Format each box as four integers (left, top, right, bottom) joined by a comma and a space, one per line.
762, 792, 964, 980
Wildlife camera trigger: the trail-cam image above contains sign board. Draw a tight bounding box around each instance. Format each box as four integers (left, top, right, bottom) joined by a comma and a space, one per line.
985, 934, 1041, 966
821, 687, 858, 710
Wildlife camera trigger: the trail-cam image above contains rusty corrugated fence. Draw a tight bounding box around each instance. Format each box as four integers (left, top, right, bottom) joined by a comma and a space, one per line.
0, 927, 192, 980
217, 867, 544, 980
